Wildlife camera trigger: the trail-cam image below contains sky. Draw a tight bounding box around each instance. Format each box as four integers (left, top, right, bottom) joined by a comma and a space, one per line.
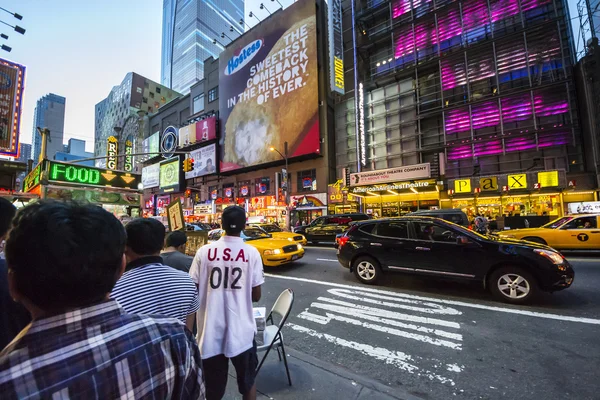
1, 0, 588, 154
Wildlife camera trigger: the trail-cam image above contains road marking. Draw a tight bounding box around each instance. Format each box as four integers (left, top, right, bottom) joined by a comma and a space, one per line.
566, 258, 600, 263
316, 258, 338, 262
288, 323, 456, 386
266, 273, 600, 325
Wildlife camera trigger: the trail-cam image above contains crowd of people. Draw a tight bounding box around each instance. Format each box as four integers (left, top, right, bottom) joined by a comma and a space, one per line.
0, 199, 264, 400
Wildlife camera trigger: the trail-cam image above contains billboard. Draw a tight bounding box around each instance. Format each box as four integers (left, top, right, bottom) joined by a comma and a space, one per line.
218, 0, 320, 172
142, 163, 160, 188
185, 143, 217, 179
107, 136, 118, 169
178, 117, 217, 147
349, 164, 431, 186
159, 157, 182, 194
328, 0, 344, 94
0, 58, 26, 157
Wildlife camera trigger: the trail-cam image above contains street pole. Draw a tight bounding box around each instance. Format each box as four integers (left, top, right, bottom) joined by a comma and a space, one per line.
284, 141, 289, 231
36, 127, 50, 163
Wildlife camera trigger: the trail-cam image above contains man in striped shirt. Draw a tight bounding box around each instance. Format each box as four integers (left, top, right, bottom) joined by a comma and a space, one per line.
0, 201, 205, 399
111, 218, 200, 331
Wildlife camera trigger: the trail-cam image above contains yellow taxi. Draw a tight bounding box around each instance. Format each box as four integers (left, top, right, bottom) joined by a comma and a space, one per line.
207, 227, 304, 267
498, 214, 600, 250
249, 223, 308, 246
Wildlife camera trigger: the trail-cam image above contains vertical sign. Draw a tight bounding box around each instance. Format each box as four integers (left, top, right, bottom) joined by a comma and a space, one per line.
358, 82, 366, 167
328, 0, 344, 94
124, 140, 133, 172
167, 199, 185, 232
107, 136, 118, 170
0, 58, 25, 157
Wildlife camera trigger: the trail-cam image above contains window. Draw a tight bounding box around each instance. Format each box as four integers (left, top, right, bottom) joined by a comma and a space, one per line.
375, 221, 409, 239
255, 177, 270, 194
156, 87, 161, 94
208, 87, 218, 102
359, 223, 376, 234
149, 92, 155, 98
297, 169, 317, 192
193, 93, 205, 114
563, 217, 597, 230
136, 87, 142, 93
142, 97, 148, 104
413, 222, 459, 243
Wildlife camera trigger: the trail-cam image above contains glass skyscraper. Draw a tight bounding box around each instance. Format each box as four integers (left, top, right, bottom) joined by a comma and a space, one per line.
32, 94, 66, 163
161, 0, 244, 94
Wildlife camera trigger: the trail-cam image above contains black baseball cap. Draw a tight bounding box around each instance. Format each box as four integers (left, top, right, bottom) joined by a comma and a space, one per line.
222, 206, 246, 234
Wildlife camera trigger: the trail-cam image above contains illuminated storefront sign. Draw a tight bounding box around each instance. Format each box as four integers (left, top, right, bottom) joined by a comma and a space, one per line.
507, 173, 527, 189
107, 136, 118, 170
124, 140, 133, 172
352, 180, 434, 193
48, 161, 140, 189
537, 171, 559, 187
23, 161, 45, 193
454, 179, 471, 193
358, 82, 366, 167
350, 163, 430, 186
479, 177, 498, 191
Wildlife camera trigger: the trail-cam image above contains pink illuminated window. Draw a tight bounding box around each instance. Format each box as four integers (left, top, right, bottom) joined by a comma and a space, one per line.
415, 20, 437, 57
437, 7, 462, 44
505, 135, 537, 152
501, 94, 533, 123
394, 27, 415, 59
447, 145, 473, 160
490, 0, 520, 22
441, 58, 467, 91
467, 51, 496, 83
462, 0, 490, 40
471, 101, 501, 130
474, 139, 503, 156
445, 107, 471, 134
392, 0, 432, 19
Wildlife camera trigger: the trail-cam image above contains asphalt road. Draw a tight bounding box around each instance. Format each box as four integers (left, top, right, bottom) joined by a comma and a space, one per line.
256, 246, 600, 400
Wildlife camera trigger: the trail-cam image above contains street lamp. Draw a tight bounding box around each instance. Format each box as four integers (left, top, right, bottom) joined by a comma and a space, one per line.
0, 7, 22, 20
249, 11, 261, 23
221, 32, 233, 41
0, 20, 25, 35
270, 142, 289, 228
271, 0, 284, 9
239, 18, 251, 29
260, 3, 272, 15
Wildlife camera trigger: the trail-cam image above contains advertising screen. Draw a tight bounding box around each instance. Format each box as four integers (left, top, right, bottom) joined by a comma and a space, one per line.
159, 157, 182, 194
47, 161, 140, 190
218, 0, 320, 172
179, 117, 217, 148
185, 143, 217, 179
0, 58, 26, 157
142, 163, 160, 188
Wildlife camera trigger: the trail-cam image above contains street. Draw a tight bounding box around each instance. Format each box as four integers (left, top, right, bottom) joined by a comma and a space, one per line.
255, 247, 600, 400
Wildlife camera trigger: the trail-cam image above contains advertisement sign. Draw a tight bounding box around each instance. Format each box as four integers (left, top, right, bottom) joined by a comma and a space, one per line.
167, 199, 185, 232
357, 82, 366, 167
537, 171, 559, 187
454, 179, 471, 193
47, 160, 140, 190
218, 0, 320, 172
0, 58, 25, 157
161, 126, 178, 158
185, 143, 217, 179
507, 173, 527, 189
141, 163, 160, 188
225, 187, 233, 198
328, 0, 344, 94
290, 193, 327, 207
124, 140, 133, 172
107, 136, 118, 170
350, 164, 430, 186
197, 116, 217, 142
23, 161, 44, 193
479, 177, 498, 191
568, 201, 600, 214
352, 179, 435, 193
159, 157, 182, 194
45, 187, 140, 205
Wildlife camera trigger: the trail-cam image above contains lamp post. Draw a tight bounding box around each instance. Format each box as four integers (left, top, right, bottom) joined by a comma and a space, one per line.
260, 3, 272, 15
270, 142, 289, 229
249, 11, 261, 23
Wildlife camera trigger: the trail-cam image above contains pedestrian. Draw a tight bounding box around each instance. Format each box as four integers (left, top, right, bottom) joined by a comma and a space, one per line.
0, 201, 205, 399
111, 218, 200, 331
190, 205, 264, 400
0, 197, 29, 350
162, 230, 194, 273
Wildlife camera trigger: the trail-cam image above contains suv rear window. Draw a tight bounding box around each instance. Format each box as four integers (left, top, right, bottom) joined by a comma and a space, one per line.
358, 223, 375, 234
375, 221, 409, 239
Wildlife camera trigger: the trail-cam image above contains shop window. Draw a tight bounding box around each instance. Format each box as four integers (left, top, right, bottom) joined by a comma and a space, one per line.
297, 169, 317, 192
208, 87, 218, 102
255, 177, 270, 195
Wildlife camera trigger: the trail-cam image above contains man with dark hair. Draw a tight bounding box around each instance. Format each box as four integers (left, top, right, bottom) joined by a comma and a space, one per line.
162, 230, 194, 272
0, 201, 205, 398
0, 197, 29, 349
111, 218, 200, 331
190, 205, 264, 400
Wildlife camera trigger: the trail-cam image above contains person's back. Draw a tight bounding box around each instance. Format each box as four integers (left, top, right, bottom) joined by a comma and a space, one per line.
162, 230, 194, 273
0, 201, 204, 399
191, 206, 264, 400
111, 218, 199, 330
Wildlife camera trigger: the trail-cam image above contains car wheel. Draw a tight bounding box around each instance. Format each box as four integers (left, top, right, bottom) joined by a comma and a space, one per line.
352, 256, 382, 285
489, 267, 538, 304
522, 236, 547, 245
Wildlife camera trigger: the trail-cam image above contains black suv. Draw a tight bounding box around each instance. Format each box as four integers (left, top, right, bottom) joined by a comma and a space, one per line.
296, 213, 370, 244
407, 209, 469, 227
336, 216, 574, 304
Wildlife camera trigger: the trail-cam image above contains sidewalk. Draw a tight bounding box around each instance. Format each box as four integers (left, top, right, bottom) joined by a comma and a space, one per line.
223, 347, 424, 400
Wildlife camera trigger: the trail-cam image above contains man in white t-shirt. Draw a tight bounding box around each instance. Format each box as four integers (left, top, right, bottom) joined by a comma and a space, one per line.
190, 206, 264, 400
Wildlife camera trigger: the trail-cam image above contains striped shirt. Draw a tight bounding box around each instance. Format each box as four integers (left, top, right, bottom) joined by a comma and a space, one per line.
111, 256, 200, 323
0, 299, 205, 399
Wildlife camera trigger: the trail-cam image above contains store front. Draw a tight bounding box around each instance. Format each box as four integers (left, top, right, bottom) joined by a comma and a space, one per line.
290, 193, 327, 226
327, 180, 360, 214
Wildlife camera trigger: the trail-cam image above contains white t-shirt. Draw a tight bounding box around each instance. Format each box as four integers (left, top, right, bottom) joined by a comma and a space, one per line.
190, 235, 264, 359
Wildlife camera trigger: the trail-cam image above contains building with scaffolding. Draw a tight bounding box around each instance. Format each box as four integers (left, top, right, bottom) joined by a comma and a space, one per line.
333, 0, 597, 221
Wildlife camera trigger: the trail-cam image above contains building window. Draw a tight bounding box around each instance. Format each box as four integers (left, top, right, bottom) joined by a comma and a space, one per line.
297, 169, 317, 192
255, 177, 270, 194
193, 93, 205, 114
142, 97, 148, 104
144, 81, 149, 88
149, 92, 155, 98
156, 87, 161, 94
136, 87, 142, 93
208, 87, 218, 102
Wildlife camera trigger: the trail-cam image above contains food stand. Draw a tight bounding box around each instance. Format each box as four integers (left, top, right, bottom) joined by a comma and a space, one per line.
22, 160, 142, 217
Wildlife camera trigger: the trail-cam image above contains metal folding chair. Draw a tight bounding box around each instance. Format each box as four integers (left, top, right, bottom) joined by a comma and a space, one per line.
255, 288, 294, 386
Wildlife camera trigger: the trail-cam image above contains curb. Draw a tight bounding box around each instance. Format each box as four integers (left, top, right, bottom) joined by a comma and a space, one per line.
284, 347, 425, 400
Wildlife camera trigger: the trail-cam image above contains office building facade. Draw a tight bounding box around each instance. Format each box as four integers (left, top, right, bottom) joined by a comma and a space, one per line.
54, 138, 94, 167
32, 94, 66, 162
94, 72, 180, 169
161, 0, 244, 94
17, 143, 31, 164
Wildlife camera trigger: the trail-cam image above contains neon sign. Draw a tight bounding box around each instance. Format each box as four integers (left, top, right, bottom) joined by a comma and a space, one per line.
358, 82, 366, 167
107, 136, 118, 170
124, 140, 133, 172
48, 161, 140, 189
23, 161, 45, 193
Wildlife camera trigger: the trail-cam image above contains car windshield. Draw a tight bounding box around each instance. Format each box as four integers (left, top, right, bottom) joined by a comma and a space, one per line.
446, 221, 488, 240
260, 224, 282, 233
242, 228, 271, 240
542, 216, 573, 229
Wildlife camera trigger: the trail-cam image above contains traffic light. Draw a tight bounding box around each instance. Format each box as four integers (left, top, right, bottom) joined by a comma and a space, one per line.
189, 157, 194, 171
182, 159, 189, 172
185, 189, 192, 198
183, 158, 195, 172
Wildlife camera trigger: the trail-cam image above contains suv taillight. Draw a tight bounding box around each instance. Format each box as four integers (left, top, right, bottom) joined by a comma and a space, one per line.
338, 236, 350, 248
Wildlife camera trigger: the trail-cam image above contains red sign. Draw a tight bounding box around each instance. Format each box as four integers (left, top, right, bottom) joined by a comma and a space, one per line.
502, 185, 510, 192
196, 116, 217, 142
474, 188, 481, 194
0, 58, 26, 157
568, 180, 576, 187
447, 189, 455, 196
533, 183, 541, 190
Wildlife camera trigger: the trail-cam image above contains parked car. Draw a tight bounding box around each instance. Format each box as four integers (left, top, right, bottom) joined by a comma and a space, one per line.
498, 214, 600, 250
207, 228, 304, 267
336, 216, 574, 304
249, 223, 308, 245
295, 213, 370, 244
407, 209, 470, 227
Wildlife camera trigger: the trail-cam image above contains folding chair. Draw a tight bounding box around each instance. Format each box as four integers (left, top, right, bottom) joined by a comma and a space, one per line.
256, 288, 294, 386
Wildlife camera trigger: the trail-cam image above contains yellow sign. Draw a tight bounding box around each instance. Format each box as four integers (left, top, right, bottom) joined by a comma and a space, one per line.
479, 177, 498, 191
537, 171, 559, 187
507, 174, 527, 189
454, 179, 471, 193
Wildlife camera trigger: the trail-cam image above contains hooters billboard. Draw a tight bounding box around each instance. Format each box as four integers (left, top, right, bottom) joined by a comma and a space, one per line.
218, 0, 320, 172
